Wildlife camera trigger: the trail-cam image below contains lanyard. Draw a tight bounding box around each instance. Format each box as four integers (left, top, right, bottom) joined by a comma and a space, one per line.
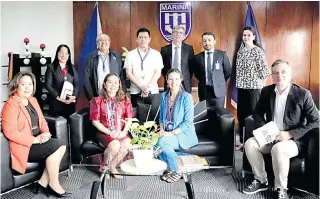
165, 89, 182, 122
100, 55, 108, 72
137, 48, 150, 71
106, 100, 116, 131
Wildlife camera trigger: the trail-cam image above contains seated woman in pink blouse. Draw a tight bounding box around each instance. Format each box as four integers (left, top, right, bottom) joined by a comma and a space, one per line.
90, 74, 134, 179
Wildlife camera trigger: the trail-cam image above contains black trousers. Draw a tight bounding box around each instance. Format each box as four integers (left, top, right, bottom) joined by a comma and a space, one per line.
237, 88, 261, 144
130, 93, 160, 108
203, 86, 225, 110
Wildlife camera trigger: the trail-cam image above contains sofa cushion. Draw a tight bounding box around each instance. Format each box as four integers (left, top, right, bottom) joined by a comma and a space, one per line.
180, 135, 221, 156
81, 140, 104, 159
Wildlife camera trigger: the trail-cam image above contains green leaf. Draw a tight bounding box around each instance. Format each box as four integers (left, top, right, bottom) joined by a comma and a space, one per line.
130, 137, 138, 145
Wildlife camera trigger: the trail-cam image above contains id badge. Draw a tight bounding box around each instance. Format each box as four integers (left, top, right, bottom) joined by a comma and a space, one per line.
215, 61, 220, 70
165, 121, 174, 131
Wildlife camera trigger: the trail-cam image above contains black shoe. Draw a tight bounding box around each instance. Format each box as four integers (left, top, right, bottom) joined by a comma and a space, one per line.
32, 182, 47, 195
47, 185, 72, 198
243, 179, 268, 194
276, 188, 291, 199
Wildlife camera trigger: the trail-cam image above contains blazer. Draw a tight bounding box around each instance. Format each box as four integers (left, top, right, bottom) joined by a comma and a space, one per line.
84, 50, 126, 101
159, 91, 198, 149
160, 43, 194, 93
45, 64, 79, 113
193, 50, 231, 100
1, 95, 50, 174
253, 84, 319, 149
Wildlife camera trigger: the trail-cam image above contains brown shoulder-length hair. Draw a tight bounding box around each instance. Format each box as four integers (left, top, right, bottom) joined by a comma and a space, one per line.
8, 71, 36, 97
99, 73, 125, 102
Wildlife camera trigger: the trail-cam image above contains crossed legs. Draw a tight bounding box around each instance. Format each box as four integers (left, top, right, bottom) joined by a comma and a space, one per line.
38, 145, 67, 193
103, 138, 131, 179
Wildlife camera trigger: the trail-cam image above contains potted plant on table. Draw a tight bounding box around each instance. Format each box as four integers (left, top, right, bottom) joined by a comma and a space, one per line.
128, 119, 159, 169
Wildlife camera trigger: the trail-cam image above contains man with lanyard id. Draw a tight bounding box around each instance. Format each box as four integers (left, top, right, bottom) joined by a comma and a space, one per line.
84, 34, 126, 102
124, 28, 164, 107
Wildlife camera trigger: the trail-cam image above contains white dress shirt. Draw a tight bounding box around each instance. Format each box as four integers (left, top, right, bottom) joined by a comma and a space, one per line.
274, 84, 291, 131
97, 51, 110, 91
124, 48, 164, 94
171, 43, 182, 71
204, 49, 214, 84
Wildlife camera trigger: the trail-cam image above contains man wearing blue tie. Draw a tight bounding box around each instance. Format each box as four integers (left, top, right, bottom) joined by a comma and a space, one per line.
161, 25, 194, 93
193, 32, 231, 109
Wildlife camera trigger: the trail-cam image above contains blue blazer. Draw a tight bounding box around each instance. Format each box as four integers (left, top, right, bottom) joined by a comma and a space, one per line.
159, 91, 198, 149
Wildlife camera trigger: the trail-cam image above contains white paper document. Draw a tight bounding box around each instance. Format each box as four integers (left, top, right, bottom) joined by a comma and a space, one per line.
253, 121, 280, 147
60, 81, 74, 102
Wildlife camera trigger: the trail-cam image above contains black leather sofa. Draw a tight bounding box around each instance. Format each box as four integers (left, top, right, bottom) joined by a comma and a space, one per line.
1, 116, 71, 195
242, 116, 319, 195
69, 103, 235, 167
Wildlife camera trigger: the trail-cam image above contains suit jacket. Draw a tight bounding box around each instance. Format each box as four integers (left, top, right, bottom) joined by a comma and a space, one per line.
1, 95, 50, 174
45, 63, 79, 115
160, 43, 194, 93
159, 91, 198, 149
193, 50, 231, 100
84, 50, 126, 101
253, 84, 319, 149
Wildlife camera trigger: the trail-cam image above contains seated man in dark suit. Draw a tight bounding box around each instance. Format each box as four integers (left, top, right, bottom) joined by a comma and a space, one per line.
243, 60, 319, 199
160, 25, 194, 93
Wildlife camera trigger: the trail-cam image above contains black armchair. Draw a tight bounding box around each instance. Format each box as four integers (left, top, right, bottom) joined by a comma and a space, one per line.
1, 116, 71, 195
242, 115, 319, 195
69, 103, 235, 167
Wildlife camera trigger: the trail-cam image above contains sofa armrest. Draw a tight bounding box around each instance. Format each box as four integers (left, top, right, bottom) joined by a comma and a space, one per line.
0, 133, 14, 193
305, 128, 319, 194
69, 107, 90, 163
209, 107, 235, 166
45, 116, 70, 172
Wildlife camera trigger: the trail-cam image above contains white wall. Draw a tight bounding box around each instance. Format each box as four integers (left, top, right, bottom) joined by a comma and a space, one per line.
0, 1, 74, 112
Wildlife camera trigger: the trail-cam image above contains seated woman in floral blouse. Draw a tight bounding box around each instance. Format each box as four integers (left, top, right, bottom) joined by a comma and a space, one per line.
90, 73, 134, 179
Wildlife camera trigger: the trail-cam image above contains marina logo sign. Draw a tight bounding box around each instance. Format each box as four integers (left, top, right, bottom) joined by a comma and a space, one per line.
159, 2, 192, 43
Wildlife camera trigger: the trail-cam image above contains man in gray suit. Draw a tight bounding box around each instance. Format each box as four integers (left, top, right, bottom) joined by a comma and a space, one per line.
84, 33, 126, 102
160, 25, 194, 93
193, 32, 231, 109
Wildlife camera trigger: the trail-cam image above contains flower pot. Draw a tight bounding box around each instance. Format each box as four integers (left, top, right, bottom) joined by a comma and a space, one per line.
132, 148, 153, 169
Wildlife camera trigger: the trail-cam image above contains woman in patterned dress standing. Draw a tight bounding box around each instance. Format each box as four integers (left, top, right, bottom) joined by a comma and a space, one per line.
235, 26, 270, 150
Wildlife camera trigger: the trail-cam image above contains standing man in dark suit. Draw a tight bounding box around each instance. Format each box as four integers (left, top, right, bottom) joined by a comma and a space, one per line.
193, 32, 231, 109
243, 60, 319, 199
160, 25, 194, 93
84, 33, 126, 102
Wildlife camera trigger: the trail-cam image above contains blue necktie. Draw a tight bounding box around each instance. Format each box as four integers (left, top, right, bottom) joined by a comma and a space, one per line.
172, 46, 180, 70
206, 52, 213, 86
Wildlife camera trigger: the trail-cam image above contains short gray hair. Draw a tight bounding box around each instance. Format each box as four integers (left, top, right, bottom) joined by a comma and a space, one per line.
172, 25, 186, 34
96, 33, 110, 42
271, 59, 290, 68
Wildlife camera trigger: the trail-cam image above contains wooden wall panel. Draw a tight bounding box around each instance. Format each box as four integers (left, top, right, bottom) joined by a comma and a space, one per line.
310, 3, 319, 105
99, 2, 131, 54
265, 2, 313, 88
73, 1, 95, 67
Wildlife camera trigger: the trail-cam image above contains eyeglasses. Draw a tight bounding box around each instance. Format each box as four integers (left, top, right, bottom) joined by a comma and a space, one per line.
98, 39, 110, 43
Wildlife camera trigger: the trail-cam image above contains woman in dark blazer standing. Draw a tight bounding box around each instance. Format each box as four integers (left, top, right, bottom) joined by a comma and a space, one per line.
45, 44, 79, 119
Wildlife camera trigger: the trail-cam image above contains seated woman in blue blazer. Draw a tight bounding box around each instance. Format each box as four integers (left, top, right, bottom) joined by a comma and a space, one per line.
157, 68, 198, 183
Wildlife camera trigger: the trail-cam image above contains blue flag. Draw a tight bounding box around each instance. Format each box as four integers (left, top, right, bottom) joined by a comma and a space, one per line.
231, 1, 262, 109
77, 3, 102, 89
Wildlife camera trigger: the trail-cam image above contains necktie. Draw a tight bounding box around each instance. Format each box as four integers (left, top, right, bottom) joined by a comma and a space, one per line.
206, 52, 213, 86
172, 46, 180, 70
